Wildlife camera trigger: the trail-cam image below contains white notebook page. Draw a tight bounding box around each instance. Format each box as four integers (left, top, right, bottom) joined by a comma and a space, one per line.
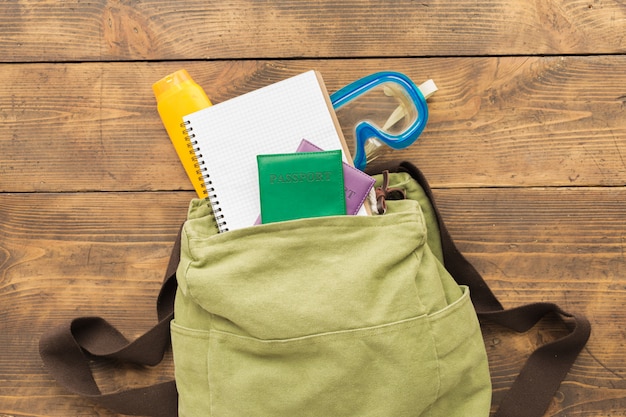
183, 70, 350, 232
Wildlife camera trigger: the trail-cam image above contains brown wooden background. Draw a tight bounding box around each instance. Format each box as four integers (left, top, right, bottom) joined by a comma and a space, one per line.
1, 1, 625, 416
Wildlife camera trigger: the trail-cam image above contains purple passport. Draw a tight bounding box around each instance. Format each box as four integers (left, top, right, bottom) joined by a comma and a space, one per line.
296, 139, 374, 215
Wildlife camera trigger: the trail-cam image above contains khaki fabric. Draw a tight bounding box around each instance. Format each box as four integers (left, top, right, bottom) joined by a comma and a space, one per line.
172, 172, 491, 417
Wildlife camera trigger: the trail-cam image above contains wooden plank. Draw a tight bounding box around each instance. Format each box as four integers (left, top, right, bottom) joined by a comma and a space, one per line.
1, 0, 626, 62
1, 56, 625, 193
0, 188, 624, 415
0, 192, 189, 417
435, 186, 626, 415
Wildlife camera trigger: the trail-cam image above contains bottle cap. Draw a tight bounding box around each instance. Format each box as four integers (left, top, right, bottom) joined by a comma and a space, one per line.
152, 69, 194, 102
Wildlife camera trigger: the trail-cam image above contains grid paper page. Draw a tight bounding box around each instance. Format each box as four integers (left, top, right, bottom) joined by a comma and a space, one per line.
184, 71, 347, 232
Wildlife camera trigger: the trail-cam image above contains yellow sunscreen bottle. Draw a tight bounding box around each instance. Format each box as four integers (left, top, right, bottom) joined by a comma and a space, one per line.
153, 69, 212, 199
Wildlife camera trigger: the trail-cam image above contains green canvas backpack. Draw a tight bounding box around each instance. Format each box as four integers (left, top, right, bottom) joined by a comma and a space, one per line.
40, 162, 590, 417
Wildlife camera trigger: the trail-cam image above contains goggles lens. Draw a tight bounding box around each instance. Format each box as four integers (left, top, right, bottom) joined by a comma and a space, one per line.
331, 72, 428, 169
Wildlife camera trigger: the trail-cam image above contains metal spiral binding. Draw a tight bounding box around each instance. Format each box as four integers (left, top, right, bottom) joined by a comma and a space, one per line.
181, 120, 229, 232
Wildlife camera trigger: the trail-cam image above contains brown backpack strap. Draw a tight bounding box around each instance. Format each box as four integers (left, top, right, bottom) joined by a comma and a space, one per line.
393, 161, 591, 417
39, 225, 183, 417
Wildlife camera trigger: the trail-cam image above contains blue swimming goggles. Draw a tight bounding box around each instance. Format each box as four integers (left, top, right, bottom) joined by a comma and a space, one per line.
330, 72, 433, 170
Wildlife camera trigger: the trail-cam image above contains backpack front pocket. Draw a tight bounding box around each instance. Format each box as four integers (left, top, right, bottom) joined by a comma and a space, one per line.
206, 315, 438, 417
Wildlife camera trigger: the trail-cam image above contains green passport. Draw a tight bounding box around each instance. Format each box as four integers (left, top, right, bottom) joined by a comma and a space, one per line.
257, 150, 346, 224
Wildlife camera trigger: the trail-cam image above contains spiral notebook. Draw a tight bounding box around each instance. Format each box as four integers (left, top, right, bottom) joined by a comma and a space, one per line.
183, 70, 354, 232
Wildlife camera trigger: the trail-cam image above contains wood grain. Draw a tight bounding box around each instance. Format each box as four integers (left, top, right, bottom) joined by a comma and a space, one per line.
1, 0, 626, 62
436, 187, 626, 415
1, 0, 625, 415
1, 56, 625, 194
1, 189, 624, 416
0, 192, 186, 416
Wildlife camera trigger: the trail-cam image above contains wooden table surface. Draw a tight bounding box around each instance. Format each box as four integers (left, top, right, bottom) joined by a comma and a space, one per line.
1, 1, 625, 416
